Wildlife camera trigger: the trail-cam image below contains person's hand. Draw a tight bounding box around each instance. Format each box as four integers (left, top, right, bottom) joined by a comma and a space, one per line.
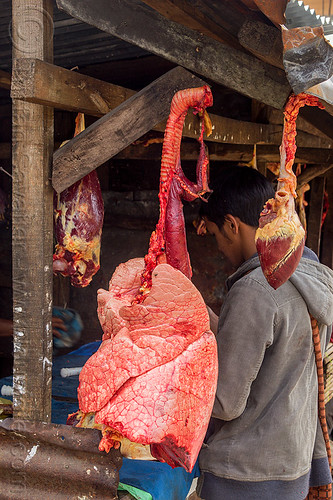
52, 317, 67, 339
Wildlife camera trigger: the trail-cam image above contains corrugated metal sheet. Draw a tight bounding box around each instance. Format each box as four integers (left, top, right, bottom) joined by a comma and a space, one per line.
0, 418, 122, 500
0, 0, 149, 72
0, 0, 332, 73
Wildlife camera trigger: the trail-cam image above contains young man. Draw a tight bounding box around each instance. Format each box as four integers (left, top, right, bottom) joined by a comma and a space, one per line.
197, 166, 333, 500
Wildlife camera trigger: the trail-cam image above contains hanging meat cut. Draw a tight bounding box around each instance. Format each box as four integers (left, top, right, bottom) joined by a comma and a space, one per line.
53, 114, 104, 287
68, 86, 218, 473
255, 93, 324, 289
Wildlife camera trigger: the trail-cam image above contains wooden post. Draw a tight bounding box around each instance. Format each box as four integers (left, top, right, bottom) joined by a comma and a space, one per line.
11, 0, 54, 421
306, 176, 325, 257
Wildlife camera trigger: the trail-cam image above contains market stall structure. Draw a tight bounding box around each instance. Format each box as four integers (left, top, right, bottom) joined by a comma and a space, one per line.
0, 0, 333, 498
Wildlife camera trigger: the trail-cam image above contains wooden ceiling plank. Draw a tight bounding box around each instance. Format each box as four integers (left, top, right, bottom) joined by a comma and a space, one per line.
56, 0, 291, 109
139, 0, 241, 49
52, 66, 206, 192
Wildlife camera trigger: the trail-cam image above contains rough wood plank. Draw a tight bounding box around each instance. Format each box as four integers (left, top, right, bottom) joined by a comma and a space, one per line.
56, 0, 291, 109
297, 164, 333, 188
238, 20, 284, 69
267, 107, 331, 141
306, 176, 325, 256
12, 0, 54, 422
139, 0, 241, 49
0, 69, 11, 89
11, 59, 332, 150
116, 142, 333, 165
300, 106, 333, 142
11, 58, 135, 116
178, 113, 333, 148
52, 67, 205, 192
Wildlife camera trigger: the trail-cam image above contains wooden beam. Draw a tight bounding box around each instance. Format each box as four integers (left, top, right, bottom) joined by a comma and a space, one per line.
300, 106, 333, 142
11, 58, 332, 150
56, 0, 291, 109
139, 0, 241, 49
12, 0, 54, 422
52, 67, 205, 192
238, 20, 284, 69
267, 107, 331, 141
306, 176, 325, 256
178, 113, 332, 149
0, 70, 11, 90
11, 58, 135, 116
116, 142, 333, 165
297, 164, 333, 188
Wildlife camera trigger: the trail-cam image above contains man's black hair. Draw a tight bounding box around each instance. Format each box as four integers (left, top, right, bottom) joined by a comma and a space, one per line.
200, 166, 275, 228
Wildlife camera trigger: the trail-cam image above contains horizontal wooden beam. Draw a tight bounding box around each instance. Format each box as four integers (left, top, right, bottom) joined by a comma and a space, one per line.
178, 114, 332, 149
0, 70, 11, 90
11, 58, 135, 116
52, 67, 206, 192
12, 59, 332, 151
56, 0, 291, 109
116, 142, 333, 165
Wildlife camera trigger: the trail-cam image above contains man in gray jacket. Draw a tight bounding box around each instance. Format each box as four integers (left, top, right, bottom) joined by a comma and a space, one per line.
197, 166, 333, 500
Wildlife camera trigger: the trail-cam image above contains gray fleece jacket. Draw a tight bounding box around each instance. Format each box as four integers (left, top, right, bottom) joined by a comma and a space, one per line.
199, 253, 333, 499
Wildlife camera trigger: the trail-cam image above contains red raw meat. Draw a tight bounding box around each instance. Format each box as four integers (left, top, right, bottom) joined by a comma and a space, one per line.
53, 114, 104, 287
255, 93, 324, 289
78, 259, 217, 472
68, 87, 218, 473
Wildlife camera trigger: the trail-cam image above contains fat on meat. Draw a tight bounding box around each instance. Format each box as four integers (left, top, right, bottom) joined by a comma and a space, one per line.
78, 258, 217, 472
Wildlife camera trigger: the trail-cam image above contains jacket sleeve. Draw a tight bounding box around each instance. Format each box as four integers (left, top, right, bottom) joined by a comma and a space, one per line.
212, 276, 276, 421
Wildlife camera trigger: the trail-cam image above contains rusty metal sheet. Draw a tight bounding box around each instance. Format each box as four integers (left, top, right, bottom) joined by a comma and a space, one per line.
0, 418, 122, 499
240, 0, 288, 25
282, 26, 333, 97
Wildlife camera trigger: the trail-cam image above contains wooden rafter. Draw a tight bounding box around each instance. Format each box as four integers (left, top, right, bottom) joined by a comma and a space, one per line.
56, 0, 291, 109
139, 0, 241, 49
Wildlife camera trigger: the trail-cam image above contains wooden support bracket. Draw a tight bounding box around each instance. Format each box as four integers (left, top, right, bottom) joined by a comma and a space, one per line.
52, 66, 206, 192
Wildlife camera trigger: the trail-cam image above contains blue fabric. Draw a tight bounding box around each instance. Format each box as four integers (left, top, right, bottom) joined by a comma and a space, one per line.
52, 306, 83, 350
0, 340, 199, 500
120, 458, 199, 500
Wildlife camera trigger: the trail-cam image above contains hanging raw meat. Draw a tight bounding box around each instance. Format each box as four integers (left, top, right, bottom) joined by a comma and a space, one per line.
68, 86, 218, 473
255, 93, 324, 289
53, 113, 104, 287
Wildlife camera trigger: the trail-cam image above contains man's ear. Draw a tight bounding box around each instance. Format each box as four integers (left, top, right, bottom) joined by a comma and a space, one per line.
224, 215, 240, 235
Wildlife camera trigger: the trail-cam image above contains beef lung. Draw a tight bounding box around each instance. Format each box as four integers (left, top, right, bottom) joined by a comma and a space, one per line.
78, 258, 218, 472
